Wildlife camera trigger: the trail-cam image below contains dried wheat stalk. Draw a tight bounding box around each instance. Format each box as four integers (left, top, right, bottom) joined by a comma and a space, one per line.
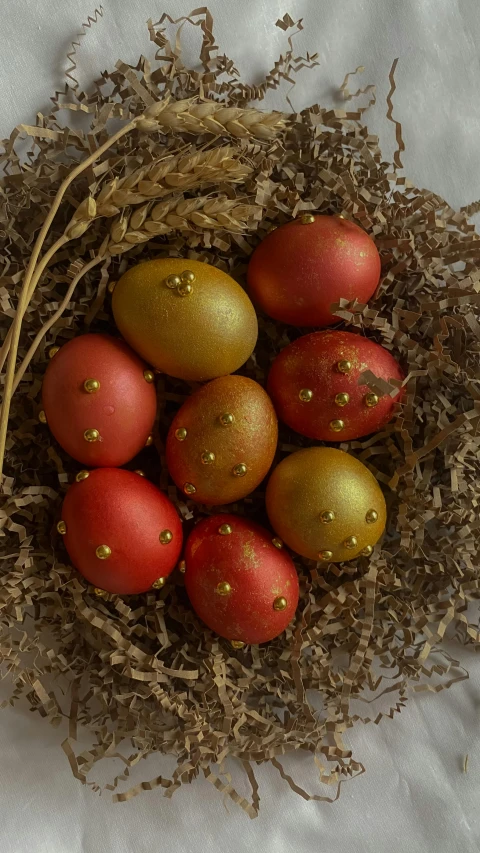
136, 99, 286, 139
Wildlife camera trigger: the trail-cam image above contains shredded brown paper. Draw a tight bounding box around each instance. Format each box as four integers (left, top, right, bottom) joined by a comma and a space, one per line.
0, 9, 479, 816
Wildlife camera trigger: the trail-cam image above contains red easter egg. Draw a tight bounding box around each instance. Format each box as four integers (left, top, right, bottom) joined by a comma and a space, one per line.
185, 514, 299, 645
267, 330, 404, 441
42, 334, 157, 466
60, 468, 182, 594
247, 214, 381, 326
166, 375, 278, 506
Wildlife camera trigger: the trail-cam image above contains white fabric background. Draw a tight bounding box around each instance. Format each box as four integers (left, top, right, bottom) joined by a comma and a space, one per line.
1, 1, 480, 851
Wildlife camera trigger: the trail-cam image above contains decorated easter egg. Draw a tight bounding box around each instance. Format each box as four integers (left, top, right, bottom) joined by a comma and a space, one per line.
112, 258, 258, 381
266, 447, 386, 562
267, 330, 404, 441
184, 514, 299, 645
41, 334, 156, 466
59, 468, 182, 594
247, 214, 381, 326
166, 375, 278, 505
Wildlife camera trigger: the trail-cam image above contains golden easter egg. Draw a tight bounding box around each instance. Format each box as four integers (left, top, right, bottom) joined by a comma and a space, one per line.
166, 375, 278, 505
112, 258, 258, 381
266, 446, 386, 562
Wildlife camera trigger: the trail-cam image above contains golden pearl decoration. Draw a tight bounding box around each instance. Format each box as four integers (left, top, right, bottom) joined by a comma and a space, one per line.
318, 550, 333, 561
272, 538, 283, 549
180, 270, 196, 284
159, 529, 173, 545
273, 596, 287, 611
201, 451, 215, 465
135, 469, 146, 477
329, 419, 344, 432
49, 346, 60, 358
184, 482, 196, 495
143, 370, 155, 383
366, 509, 378, 524
362, 545, 374, 556
57, 520, 67, 535
300, 213, 315, 224
177, 282, 193, 297
175, 428, 187, 441
233, 463, 247, 477
299, 388, 313, 402
320, 510, 335, 524
152, 577, 166, 589
216, 581, 232, 596
166, 274, 181, 289
94, 587, 108, 598
219, 412, 235, 426
335, 392, 350, 407
219, 523, 233, 536
84, 428, 99, 442
95, 544, 111, 560
231, 640, 245, 649
365, 393, 379, 408
84, 378, 100, 394
145, 434, 154, 446
107, 280, 116, 294
337, 360, 352, 374
38, 410, 47, 424
75, 470, 89, 482
344, 536, 358, 549
178, 560, 186, 573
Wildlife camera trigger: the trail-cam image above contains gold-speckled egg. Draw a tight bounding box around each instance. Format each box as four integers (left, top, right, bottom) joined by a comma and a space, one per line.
266, 446, 386, 562
112, 258, 258, 381
166, 375, 278, 505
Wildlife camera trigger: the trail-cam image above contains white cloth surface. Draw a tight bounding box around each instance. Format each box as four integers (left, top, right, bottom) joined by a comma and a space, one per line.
1, 1, 480, 851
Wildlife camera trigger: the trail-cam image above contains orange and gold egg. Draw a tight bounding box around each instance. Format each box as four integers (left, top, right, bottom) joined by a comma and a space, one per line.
166, 375, 278, 505
112, 258, 258, 381
266, 447, 386, 562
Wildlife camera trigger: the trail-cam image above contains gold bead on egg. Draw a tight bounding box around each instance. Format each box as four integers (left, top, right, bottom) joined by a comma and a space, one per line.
57, 520, 67, 535
231, 640, 245, 649
232, 463, 247, 477
300, 213, 315, 224
143, 370, 155, 383
216, 581, 232, 596
38, 410, 47, 424
107, 280, 116, 294
94, 587, 108, 598
178, 560, 186, 573
135, 469, 146, 477
180, 270, 196, 284
273, 596, 287, 611
219, 413, 235, 427
159, 529, 173, 545
337, 360, 352, 374
184, 482, 196, 495
362, 545, 374, 556
84, 428, 99, 442
299, 388, 313, 402
201, 451, 215, 465
49, 346, 60, 358
166, 274, 181, 289
152, 577, 166, 589
84, 378, 100, 394
366, 509, 378, 524
272, 538, 283, 549
145, 434, 154, 446
75, 470, 89, 482
365, 393, 379, 408
175, 427, 187, 441
320, 510, 335, 524
177, 282, 193, 297
344, 535, 358, 549
318, 550, 333, 561
335, 392, 350, 407
95, 544, 111, 560
329, 419, 344, 432
219, 523, 233, 536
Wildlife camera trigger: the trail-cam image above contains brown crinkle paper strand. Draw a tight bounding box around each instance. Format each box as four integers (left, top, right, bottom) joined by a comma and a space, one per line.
1, 9, 479, 816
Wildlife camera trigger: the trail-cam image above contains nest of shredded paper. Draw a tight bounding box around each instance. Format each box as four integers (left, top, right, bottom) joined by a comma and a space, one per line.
0, 10, 479, 815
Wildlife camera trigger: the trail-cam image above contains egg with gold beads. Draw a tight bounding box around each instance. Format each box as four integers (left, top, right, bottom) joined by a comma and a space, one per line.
59, 468, 182, 594
112, 258, 258, 381
184, 514, 299, 645
248, 214, 381, 327
266, 447, 386, 562
42, 334, 157, 466
166, 375, 278, 505
267, 330, 404, 441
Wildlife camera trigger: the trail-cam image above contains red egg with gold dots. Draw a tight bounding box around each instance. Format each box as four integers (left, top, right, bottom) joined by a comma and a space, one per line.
247, 214, 381, 327
59, 468, 182, 594
166, 375, 278, 505
267, 330, 404, 441
184, 514, 299, 645
42, 334, 157, 467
